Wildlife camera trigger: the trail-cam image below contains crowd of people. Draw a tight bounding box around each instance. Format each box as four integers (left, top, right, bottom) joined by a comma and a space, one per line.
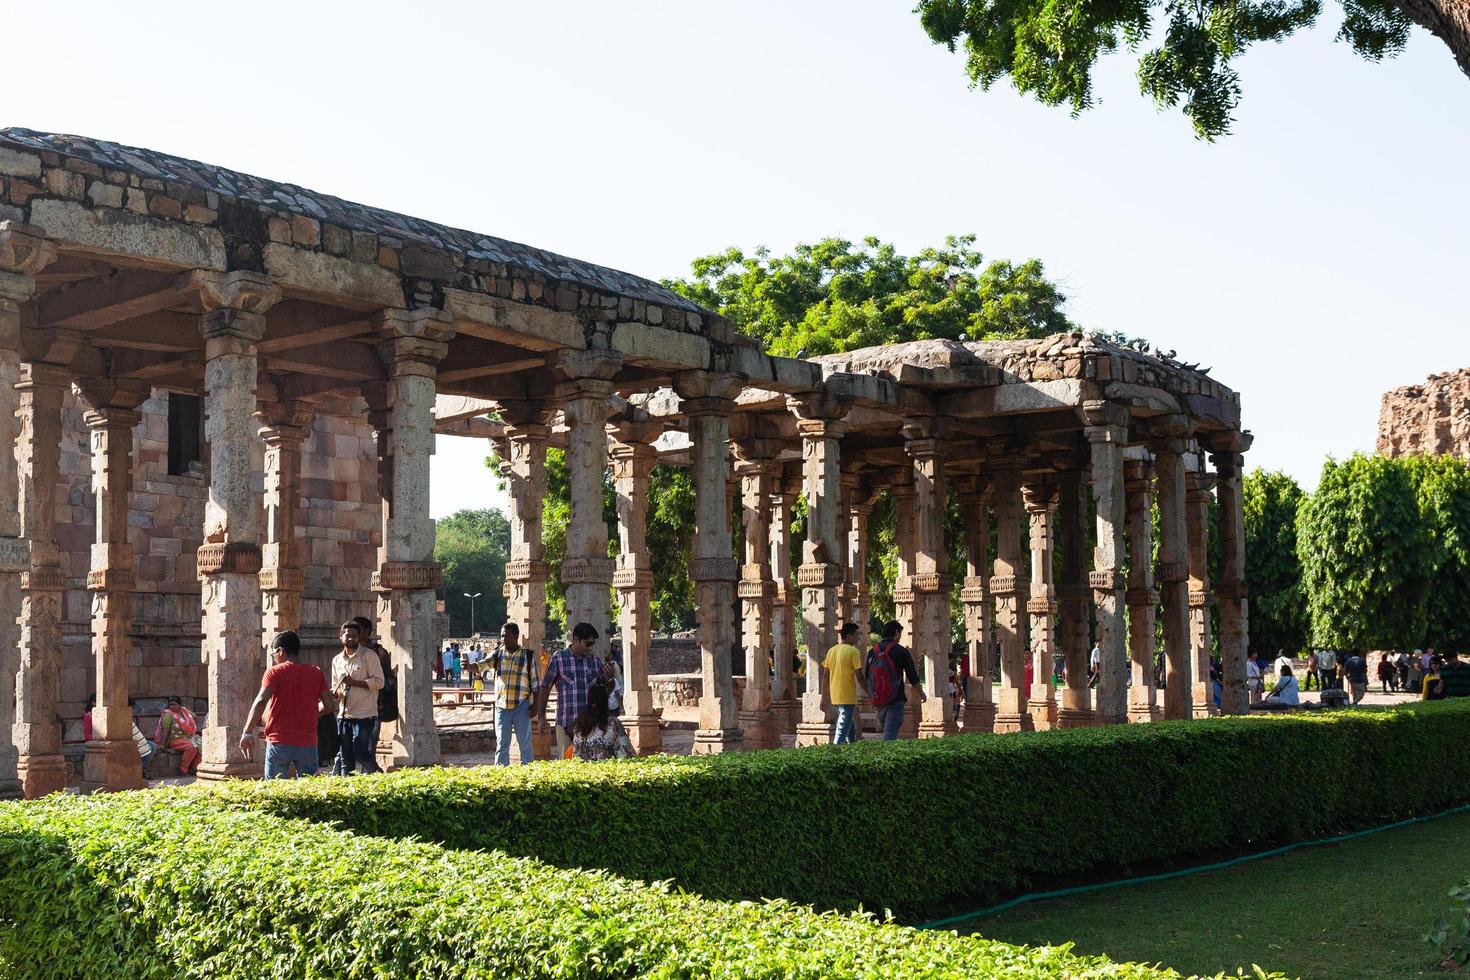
1244, 647, 1470, 708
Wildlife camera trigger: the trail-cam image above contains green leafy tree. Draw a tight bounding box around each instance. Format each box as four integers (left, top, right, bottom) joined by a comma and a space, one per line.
434, 508, 510, 637
1243, 469, 1308, 657
1409, 454, 1470, 651
1297, 454, 1429, 650
914, 0, 1468, 140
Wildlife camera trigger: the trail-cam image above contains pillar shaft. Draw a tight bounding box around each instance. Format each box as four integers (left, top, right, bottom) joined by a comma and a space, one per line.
1124, 458, 1161, 722
990, 459, 1030, 733
14, 362, 70, 796
191, 272, 278, 781
907, 425, 954, 738
1210, 435, 1252, 715
960, 487, 995, 732
611, 438, 660, 754
1186, 469, 1217, 718
1085, 411, 1130, 725
1023, 481, 1059, 731
791, 403, 845, 747
1057, 468, 1094, 727
847, 496, 872, 631
890, 479, 919, 738
257, 402, 312, 641
498, 410, 550, 663
737, 455, 779, 749
769, 486, 799, 737
560, 380, 615, 655
1154, 444, 1192, 721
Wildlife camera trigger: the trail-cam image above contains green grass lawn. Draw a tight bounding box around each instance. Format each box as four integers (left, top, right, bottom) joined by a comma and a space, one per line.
957, 811, 1470, 980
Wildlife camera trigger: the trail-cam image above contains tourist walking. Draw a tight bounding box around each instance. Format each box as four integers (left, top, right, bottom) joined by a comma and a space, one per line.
1304, 651, 1320, 691
821, 622, 867, 744
239, 630, 334, 779
1319, 649, 1338, 689
1342, 650, 1368, 705
1397, 651, 1412, 693
865, 620, 923, 741
155, 695, 200, 775
1247, 652, 1264, 705
570, 682, 634, 761
1263, 664, 1301, 706
1088, 641, 1101, 688
1376, 654, 1395, 694
331, 620, 384, 774
532, 622, 615, 758
490, 622, 539, 765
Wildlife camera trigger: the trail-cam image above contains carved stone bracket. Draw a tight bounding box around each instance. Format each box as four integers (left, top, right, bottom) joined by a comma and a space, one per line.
1126, 588, 1161, 607
1026, 596, 1058, 616
259, 567, 306, 592
613, 568, 655, 590
1188, 588, 1211, 608
988, 574, 1019, 596
505, 559, 551, 583
378, 561, 445, 591
911, 572, 952, 594
561, 557, 615, 584
960, 577, 987, 603
0, 222, 58, 278
1157, 561, 1188, 583
22, 565, 67, 591
796, 562, 843, 588
86, 569, 135, 591
1089, 570, 1124, 592
198, 542, 264, 576
690, 557, 739, 582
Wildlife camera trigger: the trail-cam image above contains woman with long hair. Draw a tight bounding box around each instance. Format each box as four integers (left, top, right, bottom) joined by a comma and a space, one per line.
570, 681, 633, 761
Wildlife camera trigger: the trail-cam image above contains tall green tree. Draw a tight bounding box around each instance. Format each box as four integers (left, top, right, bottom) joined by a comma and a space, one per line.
1297, 454, 1429, 650
914, 0, 1467, 140
434, 508, 510, 637
1242, 469, 1308, 657
1409, 454, 1470, 651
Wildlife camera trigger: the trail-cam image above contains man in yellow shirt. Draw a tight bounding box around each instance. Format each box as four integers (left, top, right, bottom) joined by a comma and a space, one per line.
821, 623, 868, 744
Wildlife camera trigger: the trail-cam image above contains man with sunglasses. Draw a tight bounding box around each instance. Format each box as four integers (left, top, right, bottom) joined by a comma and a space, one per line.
531, 622, 616, 759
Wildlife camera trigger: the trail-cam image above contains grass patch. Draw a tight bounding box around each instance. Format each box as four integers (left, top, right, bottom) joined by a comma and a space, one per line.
961, 810, 1470, 980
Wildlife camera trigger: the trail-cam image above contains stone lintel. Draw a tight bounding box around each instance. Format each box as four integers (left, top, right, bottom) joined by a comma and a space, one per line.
198, 542, 263, 576
796, 562, 843, 588
506, 558, 551, 583
378, 560, 444, 591
690, 557, 739, 582
259, 566, 306, 592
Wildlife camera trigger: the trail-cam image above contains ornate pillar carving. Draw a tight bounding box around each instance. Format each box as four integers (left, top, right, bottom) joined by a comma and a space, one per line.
789, 395, 846, 747
256, 400, 313, 641
905, 419, 955, 739
846, 486, 874, 631
1084, 403, 1129, 724
374, 309, 455, 768
989, 452, 1030, 733
0, 223, 57, 799
769, 475, 799, 738
496, 400, 552, 674
1186, 466, 1217, 718
959, 481, 995, 732
1023, 479, 1059, 731
1124, 457, 1161, 722
78, 379, 150, 791
1209, 432, 1253, 715
1151, 422, 1194, 721
610, 427, 661, 754
680, 372, 744, 753
556, 353, 620, 657
188, 271, 279, 782
1056, 467, 1094, 728
889, 471, 919, 739
15, 357, 74, 797
735, 445, 780, 749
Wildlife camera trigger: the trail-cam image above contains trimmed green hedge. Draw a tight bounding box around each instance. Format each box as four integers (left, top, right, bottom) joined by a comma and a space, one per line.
0, 795, 1261, 979
201, 700, 1470, 917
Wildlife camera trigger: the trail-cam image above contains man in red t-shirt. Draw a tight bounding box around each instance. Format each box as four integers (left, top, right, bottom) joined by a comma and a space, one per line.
240, 630, 335, 778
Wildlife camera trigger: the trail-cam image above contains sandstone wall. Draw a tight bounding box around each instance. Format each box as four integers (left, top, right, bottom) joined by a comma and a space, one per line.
1378, 368, 1470, 460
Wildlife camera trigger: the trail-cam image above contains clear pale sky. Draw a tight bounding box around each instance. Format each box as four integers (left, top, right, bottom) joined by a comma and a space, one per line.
11, 1, 1469, 518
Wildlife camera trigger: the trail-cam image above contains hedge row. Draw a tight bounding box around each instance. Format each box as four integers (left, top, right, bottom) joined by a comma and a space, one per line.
0, 795, 1264, 979
201, 700, 1470, 917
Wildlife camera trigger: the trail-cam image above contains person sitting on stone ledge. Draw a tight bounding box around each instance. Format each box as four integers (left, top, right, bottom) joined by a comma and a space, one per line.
1262, 664, 1301, 707
569, 681, 633, 761
155, 696, 200, 775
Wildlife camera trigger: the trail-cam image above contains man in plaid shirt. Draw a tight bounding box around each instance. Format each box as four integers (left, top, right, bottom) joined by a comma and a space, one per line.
490, 622, 539, 765
532, 622, 614, 757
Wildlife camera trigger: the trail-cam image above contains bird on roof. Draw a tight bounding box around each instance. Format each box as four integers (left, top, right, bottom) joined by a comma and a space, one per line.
1160, 348, 1177, 360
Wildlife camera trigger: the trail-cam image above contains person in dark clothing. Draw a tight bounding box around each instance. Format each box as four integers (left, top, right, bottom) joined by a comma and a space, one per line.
864, 620, 925, 740
1439, 651, 1470, 698
1342, 651, 1368, 704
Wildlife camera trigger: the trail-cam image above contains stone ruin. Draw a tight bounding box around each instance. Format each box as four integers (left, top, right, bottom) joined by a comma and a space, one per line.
1378, 367, 1470, 460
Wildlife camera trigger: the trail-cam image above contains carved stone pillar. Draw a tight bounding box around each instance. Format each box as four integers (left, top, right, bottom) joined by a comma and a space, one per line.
889, 473, 919, 739
846, 488, 873, 631
610, 431, 661, 754
769, 479, 799, 737
257, 401, 313, 641
15, 359, 72, 797
190, 271, 279, 782
1186, 467, 1217, 718
1056, 468, 1094, 728
79, 381, 150, 792
790, 396, 845, 747
0, 223, 56, 799
682, 373, 744, 753
959, 483, 995, 732
558, 363, 618, 656
1209, 432, 1253, 715
989, 455, 1030, 733
1084, 404, 1129, 725
736, 449, 779, 749
1124, 458, 1161, 722
375, 309, 455, 768
905, 421, 954, 739
1152, 431, 1193, 721
1023, 480, 1059, 731
496, 401, 551, 683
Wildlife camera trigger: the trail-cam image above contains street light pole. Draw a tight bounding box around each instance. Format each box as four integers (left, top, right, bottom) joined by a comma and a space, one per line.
464, 592, 482, 637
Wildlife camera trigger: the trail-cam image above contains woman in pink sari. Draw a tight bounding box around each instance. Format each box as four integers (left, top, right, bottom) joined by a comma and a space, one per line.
155, 696, 200, 774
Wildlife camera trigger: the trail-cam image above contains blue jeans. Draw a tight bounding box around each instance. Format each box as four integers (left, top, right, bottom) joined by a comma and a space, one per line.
496, 699, 534, 765
336, 717, 381, 774
876, 701, 905, 740
832, 704, 858, 744
265, 742, 320, 779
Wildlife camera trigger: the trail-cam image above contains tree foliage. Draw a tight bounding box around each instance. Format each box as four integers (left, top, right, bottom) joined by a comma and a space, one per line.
434, 508, 510, 637
1242, 468, 1308, 656
913, 0, 1444, 140
1410, 454, 1470, 651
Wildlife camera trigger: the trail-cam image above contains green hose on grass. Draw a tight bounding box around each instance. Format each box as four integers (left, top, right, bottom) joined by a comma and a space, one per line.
919, 802, 1470, 931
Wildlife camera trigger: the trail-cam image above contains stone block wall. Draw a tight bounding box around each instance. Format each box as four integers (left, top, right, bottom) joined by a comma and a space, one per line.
1378, 368, 1470, 460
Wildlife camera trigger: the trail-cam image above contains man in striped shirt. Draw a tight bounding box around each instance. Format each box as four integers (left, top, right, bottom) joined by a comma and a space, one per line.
532, 622, 615, 758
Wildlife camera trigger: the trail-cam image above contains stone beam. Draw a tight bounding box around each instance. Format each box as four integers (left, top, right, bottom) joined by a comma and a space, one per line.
36, 268, 188, 330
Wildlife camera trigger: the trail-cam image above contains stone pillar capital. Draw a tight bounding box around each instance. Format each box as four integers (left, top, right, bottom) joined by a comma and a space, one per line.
17, 360, 74, 392
1124, 456, 1156, 490
76, 378, 150, 420
0, 222, 58, 280
786, 391, 852, 428
254, 399, 315, 441
188, 270, 281, 315
901, 415, 954, 445
733, 437, 785, 463
675, 369, 743, 402
199, 308, 268, 346
1203, 429, 1253, 456
1022, 481, 1060, 512
1186, 470, 1217, 500
376, 309, 455, 375
681, 395, 735, 418
551, 349, 623, 383
1079, 399, 1130, 431
557, 377, 616, 407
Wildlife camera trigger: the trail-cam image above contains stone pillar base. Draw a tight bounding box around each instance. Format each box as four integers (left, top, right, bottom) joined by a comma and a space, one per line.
794, 721, 831, 747
917, 718, 958, 739
737, 709, 779, 750
1192, 702, 1218, 720
1055, 707, 1096, 729
621, 713, 663, 756
962, 702, 996, 733
82, 740, 146, 792
993, 712, 1033, 734
195, 757, 262, 783
769, 700, 798, 737
17, 755, 68, 798
393, 729, 442, 769
1027, 698, 1058, 730
691, 728, 744, 754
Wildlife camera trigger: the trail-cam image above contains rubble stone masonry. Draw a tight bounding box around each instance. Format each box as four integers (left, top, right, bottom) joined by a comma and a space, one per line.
1378, 368, 1470, 460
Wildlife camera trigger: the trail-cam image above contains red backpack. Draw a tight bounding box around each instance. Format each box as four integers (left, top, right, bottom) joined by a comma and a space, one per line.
867, 641, 900, 706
